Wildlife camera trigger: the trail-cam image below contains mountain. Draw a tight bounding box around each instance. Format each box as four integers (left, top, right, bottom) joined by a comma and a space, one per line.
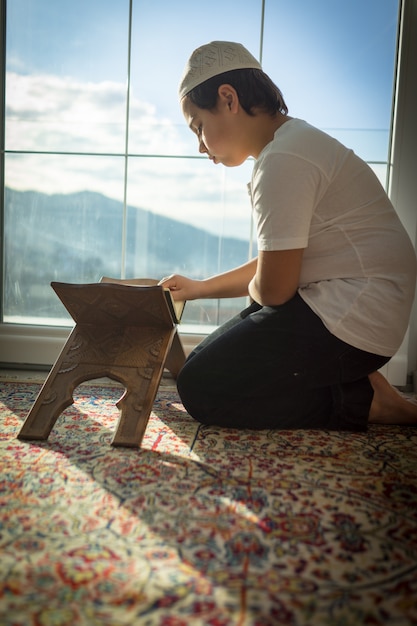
4, 187, 253, 321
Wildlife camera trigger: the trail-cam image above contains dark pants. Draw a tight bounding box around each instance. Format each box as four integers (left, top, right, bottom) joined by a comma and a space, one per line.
177, 294, 390, 431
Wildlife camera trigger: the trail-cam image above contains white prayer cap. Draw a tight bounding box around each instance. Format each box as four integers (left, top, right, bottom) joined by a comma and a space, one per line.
178, 41, 262, 100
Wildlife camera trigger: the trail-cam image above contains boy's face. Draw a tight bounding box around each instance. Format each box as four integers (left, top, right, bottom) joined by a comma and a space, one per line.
181, 88, 250, 167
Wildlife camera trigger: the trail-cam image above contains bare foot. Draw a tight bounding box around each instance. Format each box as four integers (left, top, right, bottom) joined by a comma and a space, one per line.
368, 370, 417, 425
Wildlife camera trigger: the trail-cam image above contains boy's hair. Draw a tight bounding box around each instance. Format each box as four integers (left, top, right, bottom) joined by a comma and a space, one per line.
187, 68, 288, 117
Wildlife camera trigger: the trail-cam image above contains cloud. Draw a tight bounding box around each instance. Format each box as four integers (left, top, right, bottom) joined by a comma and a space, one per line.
6, 72, 159, 151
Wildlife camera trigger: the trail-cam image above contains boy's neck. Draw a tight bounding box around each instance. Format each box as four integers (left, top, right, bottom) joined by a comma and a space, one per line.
249, 112, 292, 159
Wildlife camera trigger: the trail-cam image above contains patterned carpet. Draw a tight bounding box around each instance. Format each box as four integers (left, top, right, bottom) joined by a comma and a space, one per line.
0, 379, 416, 626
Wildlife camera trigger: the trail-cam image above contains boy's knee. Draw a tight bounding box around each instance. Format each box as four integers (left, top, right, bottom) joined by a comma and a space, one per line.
176, 364, 214, 425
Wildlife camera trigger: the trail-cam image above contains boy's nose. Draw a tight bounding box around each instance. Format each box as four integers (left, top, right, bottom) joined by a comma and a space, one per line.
199, 140, 207, 154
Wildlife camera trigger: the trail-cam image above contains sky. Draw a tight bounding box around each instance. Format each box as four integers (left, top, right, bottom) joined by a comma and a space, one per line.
5, 0, 400, 239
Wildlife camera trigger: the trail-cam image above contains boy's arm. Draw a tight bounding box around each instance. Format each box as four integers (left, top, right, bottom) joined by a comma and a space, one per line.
159, 258, 257, 301
248, 248, 304, 305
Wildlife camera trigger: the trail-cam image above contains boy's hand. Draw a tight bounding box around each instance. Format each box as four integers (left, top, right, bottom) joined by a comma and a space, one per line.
158, 274, 204, 301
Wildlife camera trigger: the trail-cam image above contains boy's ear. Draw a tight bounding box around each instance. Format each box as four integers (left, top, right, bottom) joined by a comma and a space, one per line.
217, 84, 239, 112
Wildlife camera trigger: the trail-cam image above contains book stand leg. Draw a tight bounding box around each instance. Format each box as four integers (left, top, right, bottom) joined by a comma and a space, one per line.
17, 282, 186, 448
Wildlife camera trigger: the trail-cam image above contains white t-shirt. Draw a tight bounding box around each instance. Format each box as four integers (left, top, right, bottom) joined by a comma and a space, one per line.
249, 118, 417, 356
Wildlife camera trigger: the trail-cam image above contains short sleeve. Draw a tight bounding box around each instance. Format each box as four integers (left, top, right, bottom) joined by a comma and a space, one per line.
251, 152, 328, 251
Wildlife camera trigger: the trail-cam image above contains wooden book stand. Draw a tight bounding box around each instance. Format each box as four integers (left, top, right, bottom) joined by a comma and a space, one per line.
17, 277, 186, 448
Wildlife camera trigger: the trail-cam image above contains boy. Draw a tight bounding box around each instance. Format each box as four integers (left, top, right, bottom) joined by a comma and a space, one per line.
160, 41, 417, 430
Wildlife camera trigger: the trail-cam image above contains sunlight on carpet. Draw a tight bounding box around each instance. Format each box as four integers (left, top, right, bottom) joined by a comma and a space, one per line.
0, 380, 416, 626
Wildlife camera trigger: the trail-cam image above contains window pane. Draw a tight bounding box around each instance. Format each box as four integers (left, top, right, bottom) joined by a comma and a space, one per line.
6, 0, 129, 153
129, 0, 263, 156
262, 0, 399, 182
125, 157, 254, 327
4, 155, 125, 324
125, 157, 254, 255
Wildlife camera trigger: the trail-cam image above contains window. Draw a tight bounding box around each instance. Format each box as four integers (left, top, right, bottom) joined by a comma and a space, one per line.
0, 0, 402, 365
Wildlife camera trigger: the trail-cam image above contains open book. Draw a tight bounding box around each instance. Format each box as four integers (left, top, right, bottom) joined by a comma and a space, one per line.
100, 276, 186, 324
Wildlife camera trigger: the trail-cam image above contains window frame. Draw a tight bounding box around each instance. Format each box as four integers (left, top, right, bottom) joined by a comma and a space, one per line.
1, 0, 415, 386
